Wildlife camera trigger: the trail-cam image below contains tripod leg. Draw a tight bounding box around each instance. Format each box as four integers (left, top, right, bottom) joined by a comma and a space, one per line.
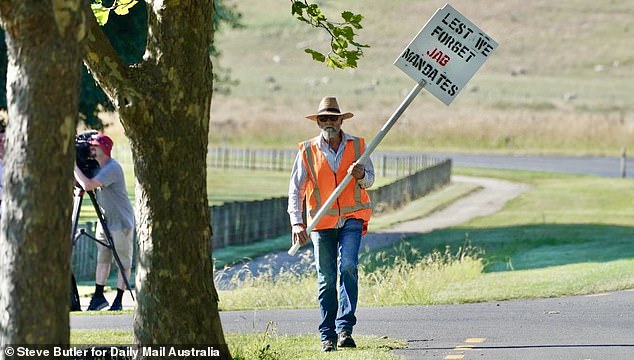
71, 187, 84, 244
70, 187, 85, 312
70, 273, 82, 311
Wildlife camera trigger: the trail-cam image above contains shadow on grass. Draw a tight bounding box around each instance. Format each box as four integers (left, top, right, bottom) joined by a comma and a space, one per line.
378, 223, 634, 273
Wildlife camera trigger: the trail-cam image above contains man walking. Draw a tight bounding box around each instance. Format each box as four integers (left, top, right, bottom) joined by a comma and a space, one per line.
288, 96, 374, 352
74, 133, 135, 311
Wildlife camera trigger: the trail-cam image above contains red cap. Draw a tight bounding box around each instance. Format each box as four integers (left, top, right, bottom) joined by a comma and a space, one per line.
88, 134, 113, 157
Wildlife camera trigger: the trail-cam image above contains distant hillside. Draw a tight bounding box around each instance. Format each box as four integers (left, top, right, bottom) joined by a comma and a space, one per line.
210, 0, 634, 155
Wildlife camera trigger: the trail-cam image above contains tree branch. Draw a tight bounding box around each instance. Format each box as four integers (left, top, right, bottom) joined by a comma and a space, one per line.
290, 0, 368, 69
79, 0, 141, 112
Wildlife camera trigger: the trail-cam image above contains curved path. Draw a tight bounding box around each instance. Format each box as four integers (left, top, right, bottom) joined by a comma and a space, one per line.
369, 176, 530, 245
212, 176, 530, 290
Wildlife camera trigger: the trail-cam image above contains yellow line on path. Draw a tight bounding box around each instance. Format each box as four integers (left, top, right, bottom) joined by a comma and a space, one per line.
465, 338, 486, 343
445, 338, 486, 359
453, 345, 474, 350
444, 355, 464, 360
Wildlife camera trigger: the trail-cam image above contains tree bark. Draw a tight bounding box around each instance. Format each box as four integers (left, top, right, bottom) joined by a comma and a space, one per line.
0, 0, 83, 347
81, 1, 230, 356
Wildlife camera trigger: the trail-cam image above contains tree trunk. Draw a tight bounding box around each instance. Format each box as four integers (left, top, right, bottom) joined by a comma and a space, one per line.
130, 94, 226, 347
0, 0, 82, 347
130, 2, 229, 350
81, 1, 230, 357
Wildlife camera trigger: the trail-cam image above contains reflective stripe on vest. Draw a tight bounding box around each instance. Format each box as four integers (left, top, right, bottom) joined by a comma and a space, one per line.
300, 136, 372, 230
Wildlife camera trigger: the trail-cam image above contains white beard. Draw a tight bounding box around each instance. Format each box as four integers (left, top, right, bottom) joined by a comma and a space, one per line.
321, 127, 339, 140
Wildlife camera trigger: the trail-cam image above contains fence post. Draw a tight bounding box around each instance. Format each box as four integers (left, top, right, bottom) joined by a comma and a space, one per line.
382, 154, 387, 177
222, 147, 229, 169
621, 147, 627, 178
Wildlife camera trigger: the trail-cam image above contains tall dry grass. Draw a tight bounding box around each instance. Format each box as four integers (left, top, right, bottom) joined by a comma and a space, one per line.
209, 0, 634, 156
211, 96, 634, 155
216, 242, 484, 311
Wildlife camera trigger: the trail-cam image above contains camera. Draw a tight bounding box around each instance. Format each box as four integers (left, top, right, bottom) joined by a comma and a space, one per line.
75, 130, 100, 178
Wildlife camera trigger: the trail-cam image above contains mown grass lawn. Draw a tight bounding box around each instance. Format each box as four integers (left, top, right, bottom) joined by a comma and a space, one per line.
71, 330, 406, 360
359, 167, 634, 305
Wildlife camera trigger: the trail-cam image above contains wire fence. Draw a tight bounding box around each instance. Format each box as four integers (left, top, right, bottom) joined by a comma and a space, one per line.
206, 146, 443, 177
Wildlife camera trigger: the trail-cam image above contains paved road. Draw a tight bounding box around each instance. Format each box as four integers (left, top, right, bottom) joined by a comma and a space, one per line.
428, 152, 633, 178
72, 290, 634, 359
219, 290, 634, 360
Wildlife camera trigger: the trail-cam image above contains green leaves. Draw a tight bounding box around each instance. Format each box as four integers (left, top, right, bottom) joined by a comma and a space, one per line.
290, 1, 369, 69
90, 2, 110, 26
304, 48, 325, 62
90, 0, 139, 26
114, 0, 138, 16
341, 11, 364, 29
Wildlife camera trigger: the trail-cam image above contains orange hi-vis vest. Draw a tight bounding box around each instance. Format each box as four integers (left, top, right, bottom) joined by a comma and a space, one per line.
299, 135, 372, 233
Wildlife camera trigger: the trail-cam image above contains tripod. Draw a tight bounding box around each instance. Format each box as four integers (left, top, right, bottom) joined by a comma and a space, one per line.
70, 185, 134, 311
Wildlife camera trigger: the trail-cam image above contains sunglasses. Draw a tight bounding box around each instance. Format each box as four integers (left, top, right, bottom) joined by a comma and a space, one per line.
317, 115, 341, 122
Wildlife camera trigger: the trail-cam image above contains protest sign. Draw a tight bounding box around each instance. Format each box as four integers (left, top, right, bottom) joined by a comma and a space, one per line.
394, 4, 498, 105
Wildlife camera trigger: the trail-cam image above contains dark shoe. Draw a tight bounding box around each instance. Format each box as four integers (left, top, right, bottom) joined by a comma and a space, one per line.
87, 294, 109, 311
321, 339, 337, 352
337, 331, 356, 348
108, 298, 122, 311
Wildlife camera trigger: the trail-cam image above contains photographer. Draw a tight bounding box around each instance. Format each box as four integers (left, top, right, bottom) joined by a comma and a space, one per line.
73, 133, 134, 311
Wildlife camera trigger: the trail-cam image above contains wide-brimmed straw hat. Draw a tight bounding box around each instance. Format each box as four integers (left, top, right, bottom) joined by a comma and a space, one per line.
306, 96, 354, 121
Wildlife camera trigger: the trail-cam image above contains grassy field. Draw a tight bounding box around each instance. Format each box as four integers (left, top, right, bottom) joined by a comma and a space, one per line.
216, 167, 634, 310
208, 0, 634, 155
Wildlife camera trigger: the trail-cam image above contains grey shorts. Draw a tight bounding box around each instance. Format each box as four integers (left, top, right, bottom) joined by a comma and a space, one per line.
96, 225, 134, 269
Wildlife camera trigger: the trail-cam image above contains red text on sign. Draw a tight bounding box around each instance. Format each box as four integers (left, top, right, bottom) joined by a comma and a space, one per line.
426, 47, 450, 66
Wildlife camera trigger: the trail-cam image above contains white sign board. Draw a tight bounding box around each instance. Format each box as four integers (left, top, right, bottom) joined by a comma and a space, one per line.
394, 4, 498, 105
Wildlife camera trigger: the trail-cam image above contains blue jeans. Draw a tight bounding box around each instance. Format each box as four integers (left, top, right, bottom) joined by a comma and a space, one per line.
311, 218, 363, 341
